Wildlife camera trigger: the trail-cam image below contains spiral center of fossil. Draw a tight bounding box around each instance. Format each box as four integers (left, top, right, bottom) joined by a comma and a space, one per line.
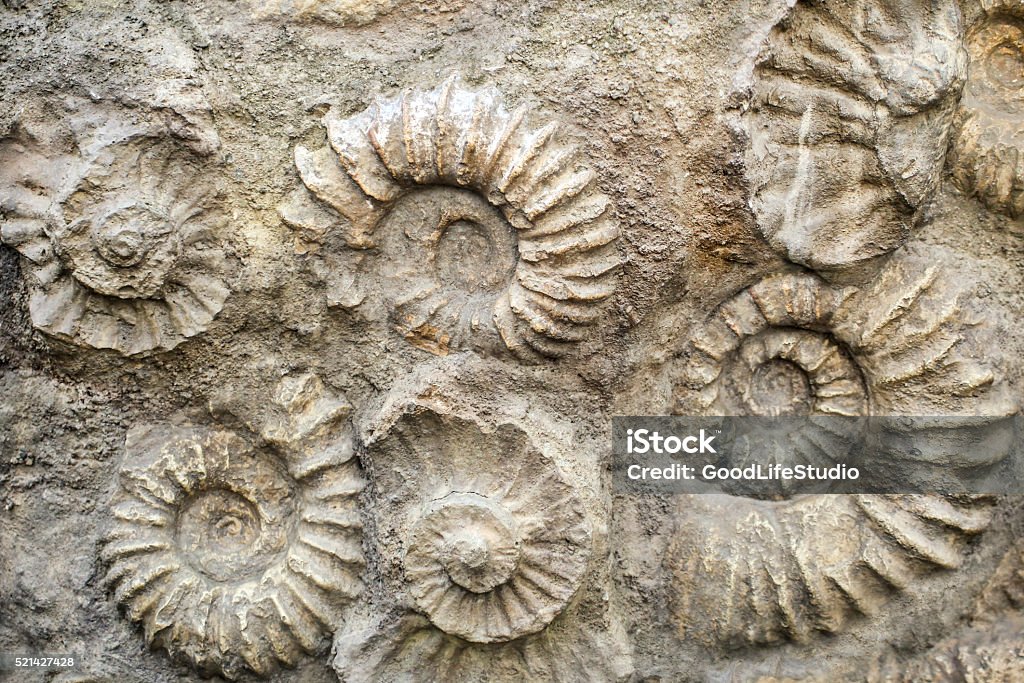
439, 504, 519, 593
406, 493, 521, 596
746, 359, 813, 417
967, 19, 1024, 110
986, 42, 1024, 91
379, 187, 518, 295
91, 206, 167, 267
447, 532, 491, 570
436, 217, 508, 291
177, 489, 270, 582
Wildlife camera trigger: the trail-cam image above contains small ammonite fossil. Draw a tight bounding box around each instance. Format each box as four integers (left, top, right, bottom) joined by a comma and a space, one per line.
281, 76, 620, 361
0, 134, 230, 355
949, 2, 1024, 219
744, 0, 965, 280
101, 408, 365, 679
670, 249, 1016, 645
364, 402, 592, 643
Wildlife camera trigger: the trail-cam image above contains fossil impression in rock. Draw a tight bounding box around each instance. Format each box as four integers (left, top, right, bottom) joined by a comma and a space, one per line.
101, 380, 364, 680
334, 612, 634, 683
949, 2, 1024, 218
670, 252, 1016, 646
363, 402, 592, 643
0, 135, 230, 355
282, 77, 620, 360
744, 0, 965, 279
251, 0, 401, 25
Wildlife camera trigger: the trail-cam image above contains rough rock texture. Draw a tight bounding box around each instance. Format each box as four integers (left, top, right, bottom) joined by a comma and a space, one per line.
1, 1, 1022, 682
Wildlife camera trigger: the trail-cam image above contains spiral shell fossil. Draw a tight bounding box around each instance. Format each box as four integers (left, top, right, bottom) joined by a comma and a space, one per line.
0, 134, 230, 355
949, 2, 1024, 218
282, 77, 620, 360
677, 255, 1013, 417
744, 0, 965, 279
101, 380, 365, 679
670, 252, 1016, 645
364, 402, 592, 643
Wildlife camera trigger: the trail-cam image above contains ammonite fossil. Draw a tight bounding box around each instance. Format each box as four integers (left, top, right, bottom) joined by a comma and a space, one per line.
282, 76, 620, 360
363, 402, 592, 643
949, 1, 1024, 218
677, 254, 1013, 417
670, 251, 1016, 645
101, 410, 364, 679
0, 134, 230, 355
744, 0, 965, 279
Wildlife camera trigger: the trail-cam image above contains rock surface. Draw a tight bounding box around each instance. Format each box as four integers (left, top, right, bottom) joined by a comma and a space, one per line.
1, 1, 1022, 682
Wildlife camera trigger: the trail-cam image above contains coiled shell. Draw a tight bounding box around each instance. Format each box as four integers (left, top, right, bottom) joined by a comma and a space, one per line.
672, 494, 996, 645
678, 253, 1016, 417
101, 377, 365, 679
671, 250, 1016, 645
333, 612, 634, 683
282, 77, 620, 360
364, 402, 592, 643
0, 135, 230, 355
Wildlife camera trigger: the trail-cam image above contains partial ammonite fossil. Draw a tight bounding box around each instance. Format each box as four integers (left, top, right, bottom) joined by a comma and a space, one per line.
673, 494, 996, 646
670, 251, 1016, 646
363, 402, 592, 643
0, 134, 230, 355
333, 612, 634, 683
101, 377, 364, 680
744, 0, 965, 280
281, 77, 620, 360
949, 2, 1024, 218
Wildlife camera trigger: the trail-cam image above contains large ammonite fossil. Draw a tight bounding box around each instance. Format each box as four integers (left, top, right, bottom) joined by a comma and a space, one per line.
282, 76, 620, 360
363, 402, 592, 644
949, 1, 1024, 219
101, 417, 364, 680
670, 251, 1016, 645
0, 134, 230, 355
744, 0, 965, 279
